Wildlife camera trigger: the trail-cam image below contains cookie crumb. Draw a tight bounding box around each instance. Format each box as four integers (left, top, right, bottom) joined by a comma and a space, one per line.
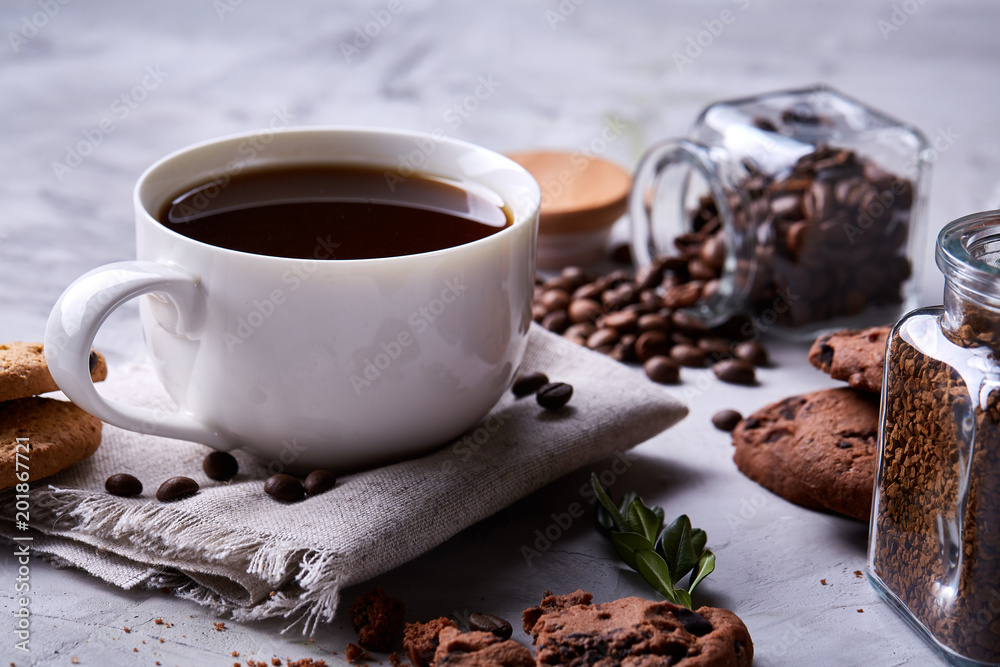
123, 626, 130, 633
857, 608, 864, 613
158, 638, 164, 643
350, 588, 405, 652
854, 570, 863, 578
154, 618, 163, 625
272, 659, 282, 666
133, 648, 138, 652
71, 660, 79, 665
214, 621, 228, 631
346, 643, 370, 663
820, 579, 827, 585
232, 652, 240, 657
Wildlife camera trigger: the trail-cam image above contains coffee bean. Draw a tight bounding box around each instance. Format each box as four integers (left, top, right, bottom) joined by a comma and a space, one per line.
662, 282, 703, 309
264, 474, 305, 501
712, 409, 743, 432
572, 282, 603, 301
531, 304, 547, 322
560, 266, 590, 288
304, 470, 337, 496
564, 322, 596, 341
541, 310, 569, 333
635, 331, 671, 363
699, 235, 726, 269
670, 344, 706, 368
543, 276, 576, 293
568, 299, 602, 324
698, 337, 732, 357
512, 372, 549, 397
105, 473, 142, 497
587, 328, 619, 349
671, 310, 710, 337
469, 613, 513, 640
202, 451, 239, 481
637, 313, 671, 334
602, 310, 638, 332
712, 359, 756, 385
156, 476, 199, 502
539, 289, 570, 313
536, 382, 573, 410
734, 341, 769, 367
644, 356, 680, 384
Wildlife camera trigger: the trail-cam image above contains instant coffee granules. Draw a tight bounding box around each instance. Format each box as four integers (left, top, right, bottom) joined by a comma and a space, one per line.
869, 211, 1000, 665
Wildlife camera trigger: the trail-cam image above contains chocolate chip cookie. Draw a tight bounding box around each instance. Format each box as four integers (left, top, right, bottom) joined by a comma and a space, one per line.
433, 627, 534, 667
0, 397, 103, 489
404, 618, 459, 667
731, 388, 878, 521
808, 326, 889, 393
0, 342, 107, 402
522, 590, 753, 666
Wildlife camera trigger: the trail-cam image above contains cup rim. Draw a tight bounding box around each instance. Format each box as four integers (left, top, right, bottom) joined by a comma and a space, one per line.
134, 125, 541, 265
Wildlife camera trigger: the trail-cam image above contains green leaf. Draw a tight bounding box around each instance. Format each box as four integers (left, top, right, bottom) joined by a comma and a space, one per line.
690, 528, 707, 557
611, 531, 654, 571
591, 474, 626, 532
618, 490, 638, 516
673, 588, 693, 609
635, 549, 680, 605
688, 550, 716, 595
657, 515, 701, 582
627, 498, 663, 544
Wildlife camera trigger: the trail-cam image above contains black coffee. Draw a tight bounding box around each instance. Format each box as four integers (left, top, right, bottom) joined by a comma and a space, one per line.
158, 164, 511, 259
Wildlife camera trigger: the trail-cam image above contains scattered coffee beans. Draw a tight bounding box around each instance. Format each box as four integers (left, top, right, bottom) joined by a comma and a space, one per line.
511, 372, 550, 398
643, 356, 680, 384
202, 451, 239, 481
468, 612, 513, 640
156, 476, 199, 502
531, 265, 770, 386
304, 469, 337, 496
105, 473, 142, 497
711, 410, 743, 432
264, 473, 305, 501
711, 360, 756, 386
536, 382, 573, 410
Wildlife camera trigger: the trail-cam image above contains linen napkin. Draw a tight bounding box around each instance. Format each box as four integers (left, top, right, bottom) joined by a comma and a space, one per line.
0, 325, 686, 633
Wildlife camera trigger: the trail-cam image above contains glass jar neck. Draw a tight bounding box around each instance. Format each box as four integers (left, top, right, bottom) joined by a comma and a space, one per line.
937, 211, 1000, 342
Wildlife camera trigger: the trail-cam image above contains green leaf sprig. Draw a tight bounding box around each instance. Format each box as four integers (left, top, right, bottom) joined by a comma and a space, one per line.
591, 473, 715, 609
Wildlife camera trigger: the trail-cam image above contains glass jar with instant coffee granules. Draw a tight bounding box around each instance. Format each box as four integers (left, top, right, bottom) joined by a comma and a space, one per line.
629, 85, 931, 340
869, 210, 1000, 666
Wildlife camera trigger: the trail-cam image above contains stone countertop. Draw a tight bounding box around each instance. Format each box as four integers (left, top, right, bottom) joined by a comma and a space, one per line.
2, 0, 999, 664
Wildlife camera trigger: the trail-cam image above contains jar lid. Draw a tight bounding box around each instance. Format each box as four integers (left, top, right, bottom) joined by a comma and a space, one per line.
506, 151, 631, 235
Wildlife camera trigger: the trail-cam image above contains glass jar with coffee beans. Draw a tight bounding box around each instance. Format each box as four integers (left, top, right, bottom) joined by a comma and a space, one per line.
869, 211, 1000, 666
630, 85, 931, 339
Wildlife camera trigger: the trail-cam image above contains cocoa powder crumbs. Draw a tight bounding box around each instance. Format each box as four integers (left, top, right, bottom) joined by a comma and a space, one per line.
873, 314, 1000, 662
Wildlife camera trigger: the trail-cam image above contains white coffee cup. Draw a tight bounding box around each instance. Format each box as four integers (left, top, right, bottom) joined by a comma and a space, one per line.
44, 127, 540, 471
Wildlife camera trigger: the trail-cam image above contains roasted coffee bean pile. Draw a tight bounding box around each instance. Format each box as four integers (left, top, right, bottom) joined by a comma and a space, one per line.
690, 143, 914, 328
531, 266, 767, 385
873, 311, 1000, 663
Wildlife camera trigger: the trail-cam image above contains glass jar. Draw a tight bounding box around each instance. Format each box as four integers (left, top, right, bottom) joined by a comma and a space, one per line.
629, 85, 931, 340
869, 210, 1000, 666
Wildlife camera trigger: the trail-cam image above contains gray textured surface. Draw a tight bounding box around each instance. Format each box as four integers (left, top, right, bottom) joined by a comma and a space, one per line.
2, 0, 999, 664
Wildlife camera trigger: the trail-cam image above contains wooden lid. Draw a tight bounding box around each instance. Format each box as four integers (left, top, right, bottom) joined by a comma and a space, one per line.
507, 150, 631, 235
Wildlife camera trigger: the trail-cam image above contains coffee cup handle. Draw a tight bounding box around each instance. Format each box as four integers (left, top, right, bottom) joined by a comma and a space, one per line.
44, 261, 230, 449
